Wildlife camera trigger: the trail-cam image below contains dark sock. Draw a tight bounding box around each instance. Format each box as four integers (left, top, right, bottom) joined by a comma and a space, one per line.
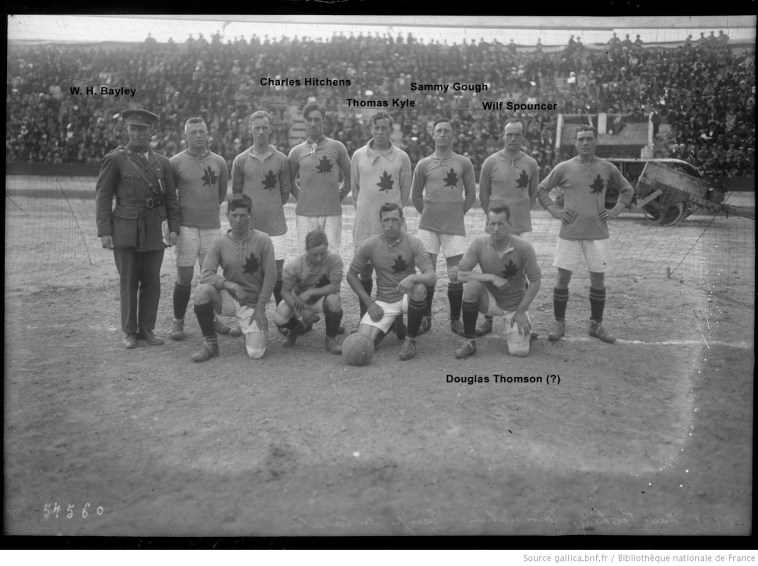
589, 287, 606, 323
273, 280, 283, 306
359, 278, 373, 319
194, 302, 216, 338
325, 308, 343, 338
448, 281, 463, 321
277, 317, 299, 332
173, 282, 191, 319
407, 297, 426, 338
424, 285, 435, 318
553, 287, 569, 321
462, 300, 479, 339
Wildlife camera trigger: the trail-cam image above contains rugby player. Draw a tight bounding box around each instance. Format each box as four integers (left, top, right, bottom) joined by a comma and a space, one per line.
273, 229, 344, 355
477, 118, 539, 337
410, 116, 476, 336
455, 203, 541, 358
347, 203, 437, 361
537, 125, 633, 344
168, 117, 230, 341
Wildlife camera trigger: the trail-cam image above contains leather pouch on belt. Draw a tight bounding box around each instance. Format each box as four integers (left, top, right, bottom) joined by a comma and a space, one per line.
112, 205, 140, 248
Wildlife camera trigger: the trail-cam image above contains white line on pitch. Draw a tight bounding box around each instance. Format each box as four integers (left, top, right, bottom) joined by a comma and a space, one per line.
559, 337, 753, 348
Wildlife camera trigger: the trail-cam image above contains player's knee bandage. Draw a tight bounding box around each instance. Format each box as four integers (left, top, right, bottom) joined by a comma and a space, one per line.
246, 345, 266, 359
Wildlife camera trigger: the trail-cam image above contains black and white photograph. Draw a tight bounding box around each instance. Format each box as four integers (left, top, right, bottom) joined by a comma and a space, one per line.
4, 14, 754, 540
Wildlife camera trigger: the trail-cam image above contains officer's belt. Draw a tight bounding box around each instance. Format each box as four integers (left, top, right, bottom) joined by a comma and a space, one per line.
117, 198, 165, 209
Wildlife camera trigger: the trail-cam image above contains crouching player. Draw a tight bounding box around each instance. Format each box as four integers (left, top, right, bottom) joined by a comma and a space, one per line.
273, 229, 344, 355
190, 193, 276, 362
347, 203, 437, 361
455, 203, 541, 358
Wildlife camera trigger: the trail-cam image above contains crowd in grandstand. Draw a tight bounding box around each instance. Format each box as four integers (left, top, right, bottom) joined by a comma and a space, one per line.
6, 29, 755, 178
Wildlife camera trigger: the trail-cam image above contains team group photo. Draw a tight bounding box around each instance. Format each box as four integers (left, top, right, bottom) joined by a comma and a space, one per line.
5, 14, 754, 539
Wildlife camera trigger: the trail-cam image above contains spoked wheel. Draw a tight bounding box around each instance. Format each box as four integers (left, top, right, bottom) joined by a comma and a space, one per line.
642, 201, 687, 226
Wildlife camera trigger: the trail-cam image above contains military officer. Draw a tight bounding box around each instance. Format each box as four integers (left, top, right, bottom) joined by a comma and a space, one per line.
96, 109, 180, 348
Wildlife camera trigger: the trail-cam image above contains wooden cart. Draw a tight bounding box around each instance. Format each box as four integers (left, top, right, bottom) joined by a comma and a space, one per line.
635, 162, 756, 226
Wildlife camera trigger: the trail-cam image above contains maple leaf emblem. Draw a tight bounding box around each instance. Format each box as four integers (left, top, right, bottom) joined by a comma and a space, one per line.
516, 169, 530, 189
202, 166, 218, 187
589, 175, 605, 194
392, 255, 410, 274
315, 274, 331, 288
443, 168, 459, 188
377, 170, 394, 193
315, 155, 333, 174
243, 253, 259, 275
261, 169, 277, 191
501, 259, 518, 279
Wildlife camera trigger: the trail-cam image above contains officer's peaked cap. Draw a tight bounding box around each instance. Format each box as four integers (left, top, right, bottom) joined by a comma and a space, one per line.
122, 109, 159, 127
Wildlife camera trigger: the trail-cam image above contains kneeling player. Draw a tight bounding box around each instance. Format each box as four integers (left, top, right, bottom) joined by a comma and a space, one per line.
273, 229, 344, 354
455, 203, 541, 358
347, 203, 437, 361
191, 194, 276, 362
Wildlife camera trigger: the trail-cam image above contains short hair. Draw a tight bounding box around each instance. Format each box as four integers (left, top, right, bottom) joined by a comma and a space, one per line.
184, 117, 206, 131
371, 111, 394, 129
433, 116, 454, 130
379, 202, 404, 220
305, 229, 329, 250
575, 125, 598, 139
248, 110, 272, 126
228, 193, 253, 214
487, 201, 511, 222
504, 118, 523, 129
303, 103, 325, 120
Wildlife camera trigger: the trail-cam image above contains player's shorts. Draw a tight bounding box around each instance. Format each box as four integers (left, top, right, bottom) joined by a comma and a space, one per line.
219, 290, 266, 335
269, 233, 288, 262
417, 229, 467, 258
296, 215, 341, 255
481, 287, 532, 356
176, 226, 220, 268
553, 237, 611, 273
359, 294, 409, 334
280, 296, 326, 317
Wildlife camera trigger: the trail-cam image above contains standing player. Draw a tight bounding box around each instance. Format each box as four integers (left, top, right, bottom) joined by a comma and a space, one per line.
288, 103, 351, 255
96, 108, 179, 349
410, 116, 476, 336
232, 110, 291, 310
455, 203, 541, 358
537, 126, 633, 344
168, 117, 230, 341
273, 229, 344, 355
350, 111, 412, 320
476, 118, 539, 337
190, 193, 276, 362
347, 203, 437, 361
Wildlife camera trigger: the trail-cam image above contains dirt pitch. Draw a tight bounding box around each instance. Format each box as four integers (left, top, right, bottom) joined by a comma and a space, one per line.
4, 179, 754, 537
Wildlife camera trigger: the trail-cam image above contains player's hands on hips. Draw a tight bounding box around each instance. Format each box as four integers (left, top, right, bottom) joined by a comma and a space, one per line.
169, 231, 178, 246
367, 302, 384, 323
101, 235, 113, 250
560, 209, 577, 224
491, 275, 510, 289
396, 275, 416, 295
250, 305, 268, 333
510, 311, 531, 336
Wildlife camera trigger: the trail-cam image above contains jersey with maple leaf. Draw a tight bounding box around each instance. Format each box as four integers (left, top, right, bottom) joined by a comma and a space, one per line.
458, 235, 542, 310
350, 140, 412, 246
170, 150, 228, 229
282, 251, 344, 297
537, 156, 633, 240
411, 152, 476, 236
231, 147, 291, 236
478, 150, 539, 234
288, 137, 351, 217
349, 233, 434, 303
200, 229, 277, 307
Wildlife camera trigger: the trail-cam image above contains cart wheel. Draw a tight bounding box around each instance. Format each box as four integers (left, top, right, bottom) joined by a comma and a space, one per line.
642, 201, 687, 226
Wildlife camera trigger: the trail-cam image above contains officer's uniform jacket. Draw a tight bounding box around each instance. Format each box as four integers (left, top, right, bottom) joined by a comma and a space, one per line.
96, 144, 180, 252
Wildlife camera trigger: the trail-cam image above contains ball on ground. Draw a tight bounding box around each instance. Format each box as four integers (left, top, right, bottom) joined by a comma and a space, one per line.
342, 333, 374, 366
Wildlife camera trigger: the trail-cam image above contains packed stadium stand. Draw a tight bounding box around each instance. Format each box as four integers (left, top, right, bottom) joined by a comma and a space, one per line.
6, 30, 755, 180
